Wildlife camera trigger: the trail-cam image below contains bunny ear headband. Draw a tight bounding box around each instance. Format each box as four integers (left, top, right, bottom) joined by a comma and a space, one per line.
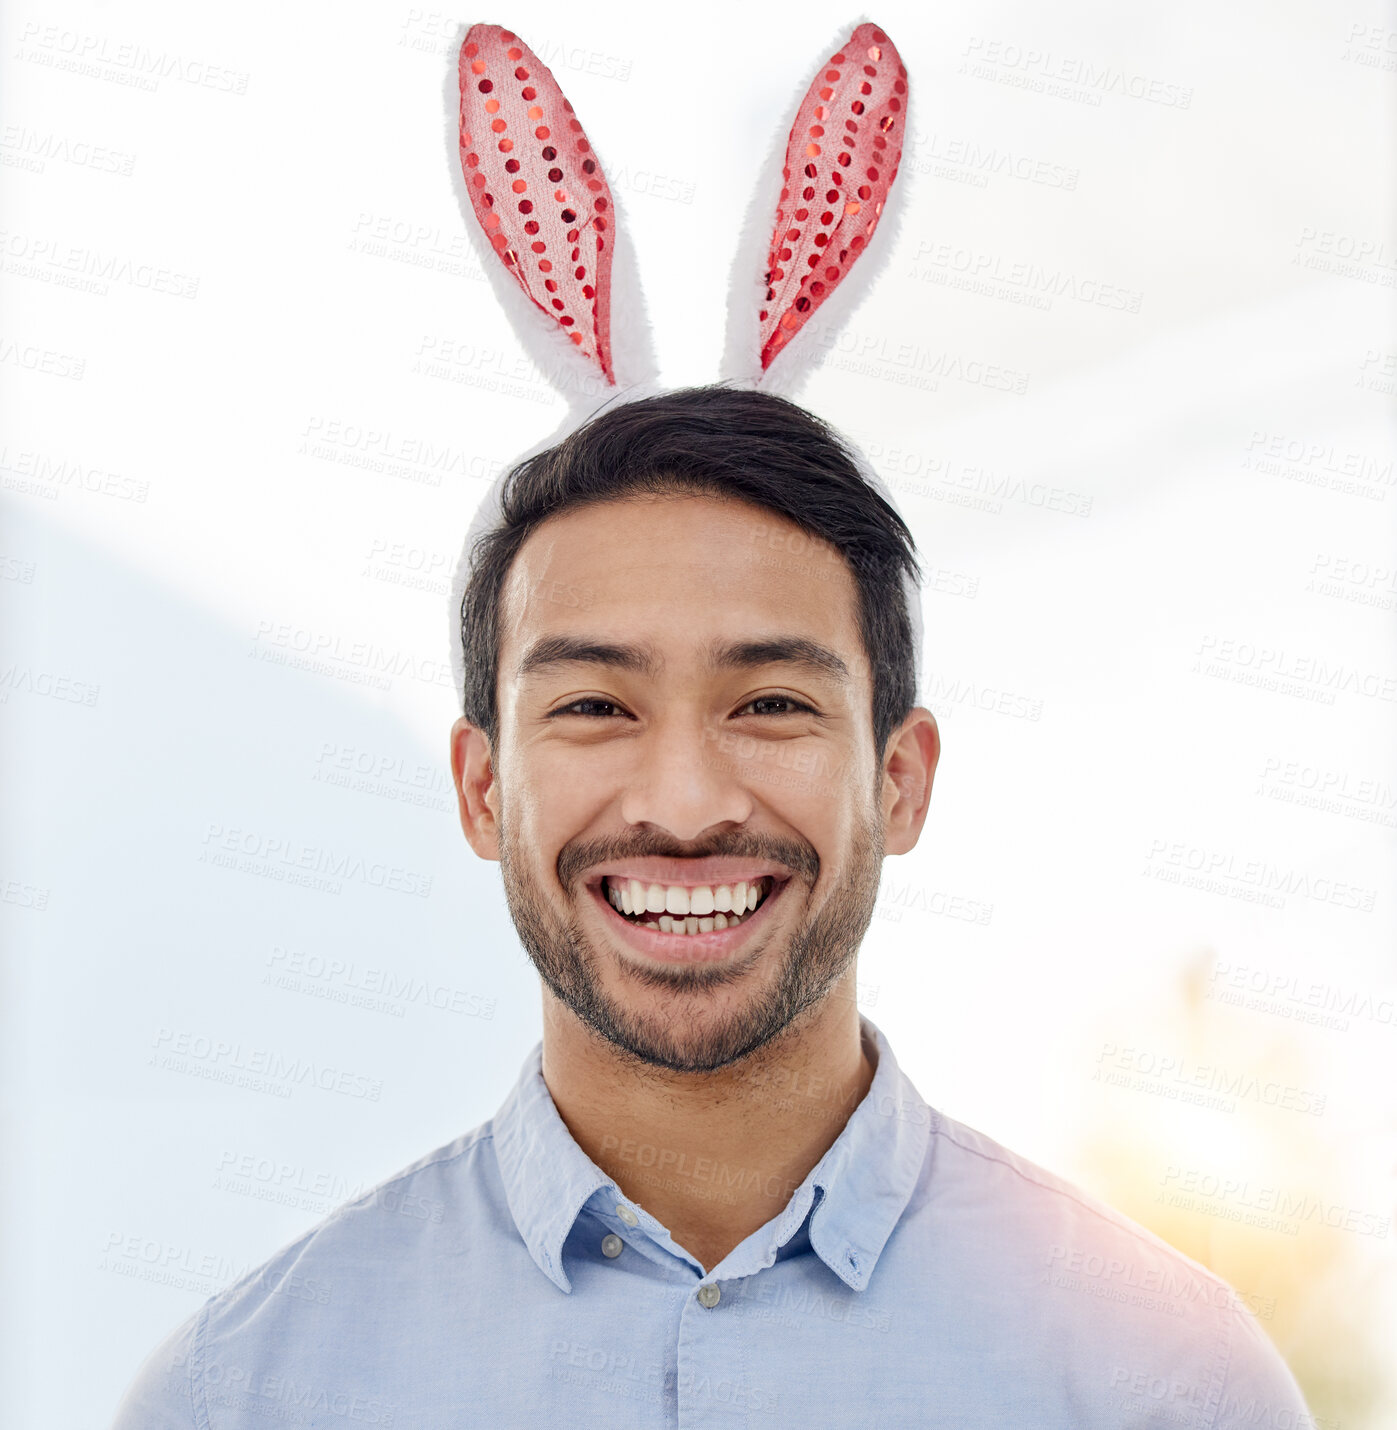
447, 17, 922, 703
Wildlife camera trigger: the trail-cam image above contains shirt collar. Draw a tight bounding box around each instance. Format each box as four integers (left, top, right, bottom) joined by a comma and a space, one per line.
490, 1013, 929, 1295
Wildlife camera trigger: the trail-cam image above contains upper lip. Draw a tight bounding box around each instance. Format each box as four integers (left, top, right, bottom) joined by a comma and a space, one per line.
584, 858, 794, 889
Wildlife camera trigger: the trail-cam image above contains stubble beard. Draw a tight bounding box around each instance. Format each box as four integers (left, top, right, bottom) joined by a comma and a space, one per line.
494, 786, 885, 1074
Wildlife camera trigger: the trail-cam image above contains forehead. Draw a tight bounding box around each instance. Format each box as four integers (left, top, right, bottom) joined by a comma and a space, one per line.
497, 491, 868, 681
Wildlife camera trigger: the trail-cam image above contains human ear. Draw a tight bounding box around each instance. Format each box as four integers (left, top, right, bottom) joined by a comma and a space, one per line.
880, 708, 939, 855
450, 716, 502, 862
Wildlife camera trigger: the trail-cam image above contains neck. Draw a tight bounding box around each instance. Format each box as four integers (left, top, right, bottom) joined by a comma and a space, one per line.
538, 973, 875, 1275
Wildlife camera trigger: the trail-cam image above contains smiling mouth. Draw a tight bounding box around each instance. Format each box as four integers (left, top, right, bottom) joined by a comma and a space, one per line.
599, 874, 780, 936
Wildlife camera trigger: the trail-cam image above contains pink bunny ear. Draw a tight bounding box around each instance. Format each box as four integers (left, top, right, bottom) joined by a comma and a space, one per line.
458, 23, 618, 384
758, 21, 909, 372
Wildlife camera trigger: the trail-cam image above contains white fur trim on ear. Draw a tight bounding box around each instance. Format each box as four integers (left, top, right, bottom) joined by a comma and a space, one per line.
606, 178, 661, 392
761, 71, 913, 401
445, 23, 660, 412
718, 13, 915, 404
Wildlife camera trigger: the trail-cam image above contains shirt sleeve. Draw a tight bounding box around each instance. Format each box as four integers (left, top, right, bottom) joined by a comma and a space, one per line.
108, 1308, 201, 1430
1213, 1305, 1313, 1429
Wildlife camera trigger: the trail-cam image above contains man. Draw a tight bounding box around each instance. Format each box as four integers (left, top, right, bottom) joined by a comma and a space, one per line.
113, 386, 1311, 1426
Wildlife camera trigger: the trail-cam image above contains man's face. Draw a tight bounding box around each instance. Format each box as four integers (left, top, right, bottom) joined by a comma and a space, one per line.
464, 491, 908, 1074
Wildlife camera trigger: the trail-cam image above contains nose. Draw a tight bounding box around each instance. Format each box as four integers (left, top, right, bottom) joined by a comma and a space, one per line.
617, 715, 753, 841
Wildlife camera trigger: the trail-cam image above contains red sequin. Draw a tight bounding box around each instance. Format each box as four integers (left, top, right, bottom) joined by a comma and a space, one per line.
457, 24, 617, 382
758, 22, 906, 370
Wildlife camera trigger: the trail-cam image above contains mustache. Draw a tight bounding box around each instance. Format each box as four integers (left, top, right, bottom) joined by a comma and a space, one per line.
556, 829, 820, 889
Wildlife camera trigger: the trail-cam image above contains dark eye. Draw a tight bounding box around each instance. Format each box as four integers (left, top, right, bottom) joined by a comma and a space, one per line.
549, 698, 630, 719
739, 696, 816, 716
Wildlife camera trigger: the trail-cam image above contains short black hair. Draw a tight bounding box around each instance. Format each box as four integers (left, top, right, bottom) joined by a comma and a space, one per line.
459, 384, 922, 764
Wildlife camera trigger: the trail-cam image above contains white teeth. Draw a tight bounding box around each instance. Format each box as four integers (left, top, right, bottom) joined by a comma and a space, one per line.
603, 876, 773, 933
656, 909, 744, 936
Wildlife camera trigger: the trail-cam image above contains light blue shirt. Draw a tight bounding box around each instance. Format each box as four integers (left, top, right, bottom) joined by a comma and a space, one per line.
112, 1016, 1311, 1427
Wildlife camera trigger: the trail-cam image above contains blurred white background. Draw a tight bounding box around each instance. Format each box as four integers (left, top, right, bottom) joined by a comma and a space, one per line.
2, 0, 1394, 1424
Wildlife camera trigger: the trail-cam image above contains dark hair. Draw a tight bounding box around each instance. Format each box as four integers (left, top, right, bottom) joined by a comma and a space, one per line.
459, 384, 922, 764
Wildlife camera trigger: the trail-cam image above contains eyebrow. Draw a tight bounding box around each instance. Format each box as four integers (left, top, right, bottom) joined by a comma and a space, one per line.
515, 635, 852, 686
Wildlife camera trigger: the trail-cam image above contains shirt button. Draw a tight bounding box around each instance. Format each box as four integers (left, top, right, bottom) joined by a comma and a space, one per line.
696, 1282, 721, 1308
616, 1204, 639, 1227
601, 1233, 624, 1259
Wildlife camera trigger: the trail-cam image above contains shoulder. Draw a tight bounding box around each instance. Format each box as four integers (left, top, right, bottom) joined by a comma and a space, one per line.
108, 1126, 499, 1428
902, 1110, 1310, 1425
109, 1312, 200, 1430
212, 1123, 501, 1296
